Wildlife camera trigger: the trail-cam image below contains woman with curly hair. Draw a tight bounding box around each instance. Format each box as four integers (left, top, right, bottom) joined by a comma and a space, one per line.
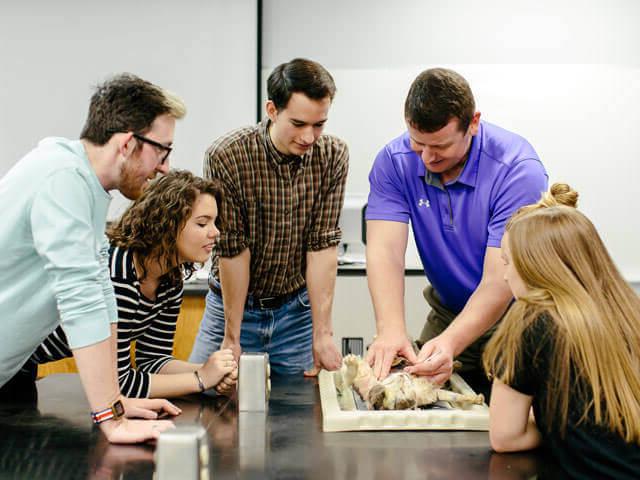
27, 170, 237, 398
483, 183, 640, 478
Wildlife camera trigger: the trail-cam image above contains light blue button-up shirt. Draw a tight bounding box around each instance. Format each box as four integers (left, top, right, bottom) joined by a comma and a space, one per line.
0, 137, 118, 387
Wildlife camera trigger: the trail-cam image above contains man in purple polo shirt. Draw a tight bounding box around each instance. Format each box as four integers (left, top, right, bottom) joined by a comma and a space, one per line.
365, 68, 548, 389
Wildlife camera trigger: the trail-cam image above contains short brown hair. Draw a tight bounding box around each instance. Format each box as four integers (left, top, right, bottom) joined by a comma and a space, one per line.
404, 68, 475, 133
267, 58, 336, 111
107, 170, 221, 286
80, 73, 186, 146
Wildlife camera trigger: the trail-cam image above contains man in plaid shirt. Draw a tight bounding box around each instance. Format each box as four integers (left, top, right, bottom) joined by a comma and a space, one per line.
190, 58, 349, 388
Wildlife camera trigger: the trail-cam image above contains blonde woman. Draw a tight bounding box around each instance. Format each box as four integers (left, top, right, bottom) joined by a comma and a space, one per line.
483, 183, 640, 478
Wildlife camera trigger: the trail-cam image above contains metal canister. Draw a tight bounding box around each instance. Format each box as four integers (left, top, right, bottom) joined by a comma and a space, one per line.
154, 425, 209, 480
238, 352, 271, 412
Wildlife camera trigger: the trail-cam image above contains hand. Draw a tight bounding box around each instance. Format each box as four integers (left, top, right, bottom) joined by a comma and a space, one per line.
101, 418, 175, 444
404, 335, 454, 385
304, 333, 342, 377
120, 397, 181, 419
200, 348, 237, 390
91, 436, 155, 477
366, 332, 418, 380
214, 366, 238, 396
221, 337, 242, 364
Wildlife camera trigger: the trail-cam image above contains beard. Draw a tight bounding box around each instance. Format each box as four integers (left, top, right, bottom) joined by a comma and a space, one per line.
118, 155, 149, 200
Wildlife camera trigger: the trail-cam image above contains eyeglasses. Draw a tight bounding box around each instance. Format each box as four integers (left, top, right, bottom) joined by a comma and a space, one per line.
133, 133, 172, 165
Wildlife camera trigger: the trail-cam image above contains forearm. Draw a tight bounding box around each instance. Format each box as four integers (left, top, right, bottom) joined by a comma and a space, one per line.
121, 360, 207, 398
492, 417, 542, 453
437, 246, 514, 355
442, 280, 511, 356
150, 349, 237, 397
73, 337, 121, 412
157, 359, 203, 375
490, 380, 542, 452
366, 240, 407, 336
147, 370, 205, 398
218, 248, 250, 342
110, 324, 119, 387
364, 221, 416, 375
306, 246, 338, 337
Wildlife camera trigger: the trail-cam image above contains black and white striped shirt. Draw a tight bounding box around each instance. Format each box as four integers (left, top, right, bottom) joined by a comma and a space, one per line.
31, 245, 184, 398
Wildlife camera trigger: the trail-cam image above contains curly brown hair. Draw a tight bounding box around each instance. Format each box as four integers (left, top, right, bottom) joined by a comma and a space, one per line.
107, 169, 222, 286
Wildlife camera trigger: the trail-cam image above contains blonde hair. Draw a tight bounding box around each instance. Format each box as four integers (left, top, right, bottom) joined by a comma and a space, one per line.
483, 183, 640, 443
80, 73, 186, 145
162, 88, 187, 120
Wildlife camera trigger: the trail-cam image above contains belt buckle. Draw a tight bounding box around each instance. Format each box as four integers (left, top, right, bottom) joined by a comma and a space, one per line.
257, 296, 278, 309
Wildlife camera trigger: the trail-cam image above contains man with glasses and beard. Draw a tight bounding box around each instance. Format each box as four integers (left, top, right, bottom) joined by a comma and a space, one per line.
0, 73, 183, 443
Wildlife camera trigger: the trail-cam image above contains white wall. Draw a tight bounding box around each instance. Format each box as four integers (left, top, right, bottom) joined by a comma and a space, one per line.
0, 0, 257, 219
263, 0, 640, 281
333, 275, 429, 346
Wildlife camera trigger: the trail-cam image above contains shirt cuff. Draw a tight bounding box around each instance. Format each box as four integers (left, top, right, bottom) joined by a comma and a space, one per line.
306, 228, 342, 251
61, 311, 111, 350
486, 236, 502, 248
364, 212, 410, 223
216, 232, 249, 258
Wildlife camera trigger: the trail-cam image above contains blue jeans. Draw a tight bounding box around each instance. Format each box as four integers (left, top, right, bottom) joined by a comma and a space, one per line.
189, 284, 313, 376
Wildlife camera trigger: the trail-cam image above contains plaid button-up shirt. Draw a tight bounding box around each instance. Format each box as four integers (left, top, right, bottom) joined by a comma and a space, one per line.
204, 119, 349, 297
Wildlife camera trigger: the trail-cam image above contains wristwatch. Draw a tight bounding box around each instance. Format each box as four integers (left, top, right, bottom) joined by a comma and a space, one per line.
91, 399, 125, 424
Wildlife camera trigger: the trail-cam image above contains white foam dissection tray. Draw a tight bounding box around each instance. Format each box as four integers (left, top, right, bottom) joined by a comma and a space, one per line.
319, 370, 489, 432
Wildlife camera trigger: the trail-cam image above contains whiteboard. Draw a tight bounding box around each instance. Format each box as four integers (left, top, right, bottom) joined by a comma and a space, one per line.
263, 0, 640, 281
0, 0, 257, 219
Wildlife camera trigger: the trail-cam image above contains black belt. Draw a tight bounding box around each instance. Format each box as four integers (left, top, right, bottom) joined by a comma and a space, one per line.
208, 277, 300, 310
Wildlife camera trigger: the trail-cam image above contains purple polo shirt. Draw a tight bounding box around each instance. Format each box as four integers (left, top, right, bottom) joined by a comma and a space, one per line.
366, 121, 548, 314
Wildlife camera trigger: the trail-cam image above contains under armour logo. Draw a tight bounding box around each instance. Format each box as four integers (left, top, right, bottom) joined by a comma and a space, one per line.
418, 198, 430, 208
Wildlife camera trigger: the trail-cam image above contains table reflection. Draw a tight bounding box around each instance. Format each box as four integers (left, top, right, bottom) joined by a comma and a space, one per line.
0, 374, 557, 479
